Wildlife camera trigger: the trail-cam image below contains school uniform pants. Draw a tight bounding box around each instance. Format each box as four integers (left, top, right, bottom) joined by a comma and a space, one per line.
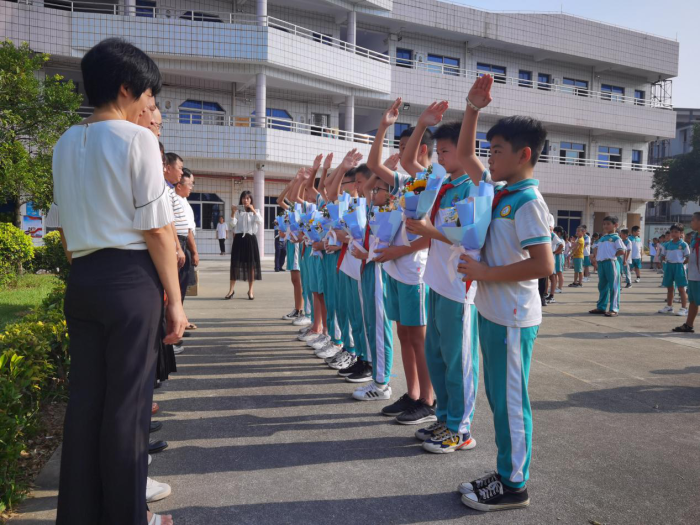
57, 249, 161, 525
617, 256, 631, 285
177, 236, 191, 304
339, 270, 368, 360
218, 238, 226, 254
323, 251, 344, 345
478, 315, 538, 489
597, 259, 621, 313
274, 237, 286, 270
425, 290, 479, 435
299, 246, 313, 318
360, 261, 394, 384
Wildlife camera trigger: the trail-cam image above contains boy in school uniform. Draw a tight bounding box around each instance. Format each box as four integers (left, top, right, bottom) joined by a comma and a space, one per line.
569, 227, 585, 287
673, 213, 700, 333
582, 226, 592, 282
546, 222, 564, 303
455, 74, 554, 511
629, 225, 643, 282
589, 216, 626, 317
278, 170, 307, 323
619, 228, 633, 288
404, 104, 481, 454
658, 223, 690, 317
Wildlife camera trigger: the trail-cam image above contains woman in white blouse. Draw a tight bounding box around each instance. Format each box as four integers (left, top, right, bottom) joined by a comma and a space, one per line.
225, 190, 263, 299
50, 39, 185, 525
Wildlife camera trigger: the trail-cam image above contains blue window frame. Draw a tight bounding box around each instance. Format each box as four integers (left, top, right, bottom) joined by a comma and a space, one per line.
262, 108, 293, 131
631, 150, 643, 170
179, 100, 225, 124
601, 84, 625, 102
135, 0, 156, 17
427, 54, 460, 76
475, 131, 490, 153
518, 70, 533, 88
562, 78, 589, 97
559, 142, 586, 165
634, 89, 645, 106
557, 210, 582, 236
394, 122, 410, 148
598, 146, 622, 169
537, 73, 551, 91
477, 63, 506, 84
187, 193, 224, 230
396, 48, 413, 68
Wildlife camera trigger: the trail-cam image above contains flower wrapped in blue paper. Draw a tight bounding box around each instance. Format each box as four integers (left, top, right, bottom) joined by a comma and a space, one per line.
399, 164, 448, 242
368, 206, 403, 260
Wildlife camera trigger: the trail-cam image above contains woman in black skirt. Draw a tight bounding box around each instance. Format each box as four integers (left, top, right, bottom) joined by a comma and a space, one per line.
225, 190, 263, 300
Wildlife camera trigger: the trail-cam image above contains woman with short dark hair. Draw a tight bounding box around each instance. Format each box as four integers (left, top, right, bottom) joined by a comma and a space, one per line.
225, 190, 263, 300
50, 38, 186, 525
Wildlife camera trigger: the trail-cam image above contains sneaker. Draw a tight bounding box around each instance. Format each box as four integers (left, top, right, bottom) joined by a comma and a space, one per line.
298, 326, 312, 335
461, 479, 530, 512
540, 298, 547, 307
415, 421, 447, 442
396, 399, 438, 425
298, 330, 321, 342
146, 477, 172, 503
292, 316, 312, 327
338, 358, 366, 378
172, 344, 184, 355
658, 306, 674, 314
583, 277, 590, 282
352, 382, 392, 401
635, 278, 641, 283
381, 393, 416, 417
458, 471, 499, 494
330, 352, 357, 371
555, 288, 562, 294
315, 342, 341, 359
546, 296, 555, 304
676, 308, 688, 316
625, 283, 632, 288
345, 361, 373, 383
310, 334, 331, 349
282, 309, 300, 320
422, 429, 476, 454
326, 349, 350, 364
567, 282, 578, 287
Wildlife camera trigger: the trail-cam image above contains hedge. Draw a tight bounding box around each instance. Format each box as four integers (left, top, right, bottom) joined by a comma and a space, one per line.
0, 223, 34, 287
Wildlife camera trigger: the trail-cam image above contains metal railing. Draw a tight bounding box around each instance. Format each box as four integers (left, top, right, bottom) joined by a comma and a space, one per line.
390, 57, 672, 109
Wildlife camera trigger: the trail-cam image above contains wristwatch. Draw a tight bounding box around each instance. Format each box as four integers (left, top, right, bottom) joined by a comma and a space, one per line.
466, 97, 482, 111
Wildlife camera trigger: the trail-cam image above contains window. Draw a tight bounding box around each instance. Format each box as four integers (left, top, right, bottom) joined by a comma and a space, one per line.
396, 48, 413, 68
187, 192, 225, 230
601, 84, 625, 102
540, 140, 550, 163
598, 146, 622, 169
312, 33, 333, 45
518, 70, 533, 88
180, 11, 222, 23
559, 142, 586, 166
252, 108, 293, 131
394, 122, 410, 148
179, 100, 225, 125
427, 54, 460, 76
264, 196, 284, 230
557, 210, 582, 235
537, 73, 551, 91
475, 131, 490, 154
632, 150, 643, 171
311, 113, 330, 136
634, 90, 645, 106
135, 0, 156, 17
562, 78, 589, 97
477, 63, 506, 84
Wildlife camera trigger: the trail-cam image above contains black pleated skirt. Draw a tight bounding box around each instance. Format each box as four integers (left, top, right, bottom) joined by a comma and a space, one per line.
230, 233, 262, 281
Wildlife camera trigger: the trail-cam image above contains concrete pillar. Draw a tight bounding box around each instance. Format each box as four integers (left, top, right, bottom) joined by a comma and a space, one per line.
124, 0, 135, 16
255, 73, 266, 128
254, 168, 265, 259
344, 95, 355, 136
347, 11, 356, 47
256, 0, 267, 26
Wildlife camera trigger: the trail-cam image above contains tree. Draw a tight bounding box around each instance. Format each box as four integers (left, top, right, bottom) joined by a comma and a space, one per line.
652, 123, 700, 205
0, 40, 82, 226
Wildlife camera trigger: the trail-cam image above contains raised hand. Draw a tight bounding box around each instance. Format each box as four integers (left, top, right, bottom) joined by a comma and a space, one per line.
323, 152, 334, 170
468, 74, 494, 109
341, 148, 363, 171
418, 101, 449, 128
312, 153, 323, 172
383, 152, 400, 172
380, 97, 402, 128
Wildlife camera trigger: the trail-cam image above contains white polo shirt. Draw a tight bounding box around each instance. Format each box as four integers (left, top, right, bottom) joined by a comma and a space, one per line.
595, 234, 626, 261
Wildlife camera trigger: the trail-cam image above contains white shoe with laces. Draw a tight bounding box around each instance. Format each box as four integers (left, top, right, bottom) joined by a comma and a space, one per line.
352, 382, 392, 401
298, 330, 321, 342
315, 342, 341, 359
292, 316, 312, 327
307, 334, 328, 348
146, 477, 171, 503
658, 306, 674, 314
172, 344, 184, 355
676, 308, 688, 316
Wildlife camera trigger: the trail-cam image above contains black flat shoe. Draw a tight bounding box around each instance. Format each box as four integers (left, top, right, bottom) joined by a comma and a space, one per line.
149, 440, 168, 454
224, 291, 234, 300
150, 421, 162, 434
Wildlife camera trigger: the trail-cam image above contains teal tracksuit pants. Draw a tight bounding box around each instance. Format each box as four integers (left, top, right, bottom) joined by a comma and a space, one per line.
425, 289, 479, 435
478, 315, 538, 489
339, 270, 368, 360
597, 258, 621, 313
300, 246, 314, 318
360, 261, 394, 385
323, 251, 343, 345
617, 255, 631, 285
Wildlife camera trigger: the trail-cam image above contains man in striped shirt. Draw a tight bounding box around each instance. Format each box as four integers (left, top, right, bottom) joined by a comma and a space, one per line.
164, 152, 191, 302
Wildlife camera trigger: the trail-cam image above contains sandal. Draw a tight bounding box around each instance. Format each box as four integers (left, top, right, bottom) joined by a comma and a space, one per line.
247, 292, 255, 300
672, 323, 695, 333
588, 309, 606, 315
224, 291, 234, 300
605, 311, 618, 317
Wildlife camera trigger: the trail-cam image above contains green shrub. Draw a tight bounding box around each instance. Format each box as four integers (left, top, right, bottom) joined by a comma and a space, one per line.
41, 231, 70, 283
0, 223, 34, 287
25, 245, 47, 273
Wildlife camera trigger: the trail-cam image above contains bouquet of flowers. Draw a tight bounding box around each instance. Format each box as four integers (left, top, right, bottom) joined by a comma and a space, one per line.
368, 204, 404, 261
305, 212, 326, 256
439, 182, 494, 293
341, 197, 368, 255
299, 204, 318, 245
398, 164, 448, 242
287, 205, 302, 241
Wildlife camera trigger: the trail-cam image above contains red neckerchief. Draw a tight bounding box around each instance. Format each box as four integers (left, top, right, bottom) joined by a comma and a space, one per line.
336, 243, 348, 273
361, 224, 371, 273
429, 183, 454, 224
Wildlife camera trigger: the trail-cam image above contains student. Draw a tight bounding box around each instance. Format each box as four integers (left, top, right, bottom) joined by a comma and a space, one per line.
582, 225, 592, 282
649, 237, 657, 271
546, 223, 564, 302
216, 215, 228, 256
673, 213, 700, 332
619, 228, 632, 288
278, 171, 306, 322
365, 98, 436, 424
569, 227, 585, 287
589, 217, 625, 317
405, 104, 480, 455
627, 225, 642, 282
273, 210, 286, 270
564, 234, 573, 270
656, 234, 666, 274
590, 232, 600, 273
658, 223, 689, 317
455, 74, 553, 511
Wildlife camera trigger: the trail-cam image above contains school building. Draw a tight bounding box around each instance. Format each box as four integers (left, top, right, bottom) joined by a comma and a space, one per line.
2, 0, 679, 254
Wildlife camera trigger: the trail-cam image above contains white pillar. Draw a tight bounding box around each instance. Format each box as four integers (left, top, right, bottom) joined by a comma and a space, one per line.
255, 73, 266, 128
344, 95, 355, 135
347, 11, 357, 46
256, 0, 267, 26
254, 169, 265, 259
124, 0, 135, 16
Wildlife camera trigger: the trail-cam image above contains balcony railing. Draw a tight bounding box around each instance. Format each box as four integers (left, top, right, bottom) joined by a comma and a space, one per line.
391, 57, 672, 109
18, 0, 390, 63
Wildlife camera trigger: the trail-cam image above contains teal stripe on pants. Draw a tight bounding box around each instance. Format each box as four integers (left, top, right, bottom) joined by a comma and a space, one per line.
323, 252, 343, 344
339, 271, 366, 359
425, 289, 479, 434
360, 262, 394, 384
478, 315, 537, 489
300, 246, 314, 318
597, 259, 621, 312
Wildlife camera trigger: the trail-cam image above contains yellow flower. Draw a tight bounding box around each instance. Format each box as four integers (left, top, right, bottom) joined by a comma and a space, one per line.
406, 179, 427, 193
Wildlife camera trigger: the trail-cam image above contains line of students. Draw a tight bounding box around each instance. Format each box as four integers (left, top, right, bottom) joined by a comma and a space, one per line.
277, 75, 555, 512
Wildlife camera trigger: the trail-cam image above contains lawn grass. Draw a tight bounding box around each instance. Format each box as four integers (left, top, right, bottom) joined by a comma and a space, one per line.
0, 273, 59, 328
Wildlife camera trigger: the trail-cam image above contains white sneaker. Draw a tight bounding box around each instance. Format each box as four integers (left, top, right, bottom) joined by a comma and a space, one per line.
555, 288, 562, 294
635, 278, 641, 283
315, 342, 341, 359
172, 344, 184, 355
298, 330, 321, 342
583, 277, 590, 283
148, 454, 152, 466
352, 382, 392, 401
674, 297, 682, 303
311, 336, 332, 350
676, 308, 688, 316
307, 334, 329, 348
658, 306, 674, 314
292, 316, 312, 327
298, 326, 312, 335
146, 477, 171, 503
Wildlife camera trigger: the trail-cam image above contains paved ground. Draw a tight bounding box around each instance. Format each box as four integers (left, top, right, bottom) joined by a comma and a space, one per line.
11, 260, 700, 525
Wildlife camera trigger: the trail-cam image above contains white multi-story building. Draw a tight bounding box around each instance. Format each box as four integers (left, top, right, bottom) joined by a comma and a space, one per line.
3, 0, 679, 253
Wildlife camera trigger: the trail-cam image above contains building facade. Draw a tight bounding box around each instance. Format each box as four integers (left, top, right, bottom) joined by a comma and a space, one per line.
2, 0, 679, 253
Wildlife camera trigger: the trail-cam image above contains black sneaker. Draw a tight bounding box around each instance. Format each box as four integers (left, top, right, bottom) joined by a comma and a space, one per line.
461, 478, 530, 512
338, 359, 365, 378
395, 399, 438, 425
625, 283, 632, 288
541, 298, 547, 307
282, 309, 300, 320
345, 361, 372, 383
458, 471, 499, 494
381, 393, 416, 417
